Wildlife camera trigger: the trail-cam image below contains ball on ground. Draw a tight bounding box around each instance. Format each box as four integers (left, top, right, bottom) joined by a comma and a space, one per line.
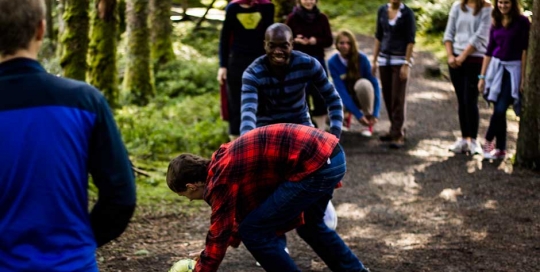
169, 259, 196, 272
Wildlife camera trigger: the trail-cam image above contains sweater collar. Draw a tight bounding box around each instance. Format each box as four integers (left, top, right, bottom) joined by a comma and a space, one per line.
0, 58, 45, 76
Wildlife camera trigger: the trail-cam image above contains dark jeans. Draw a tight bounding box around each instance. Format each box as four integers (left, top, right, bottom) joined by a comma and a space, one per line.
485, 70, 514, 151
306, 56, 329, 117
449, 62, 481, 139
227, 54, 260, 136
380, 65, 408, 138
238, 147, 364, 272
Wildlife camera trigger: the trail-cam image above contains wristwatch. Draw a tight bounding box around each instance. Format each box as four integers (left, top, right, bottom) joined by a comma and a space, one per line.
478, 74, 486, 79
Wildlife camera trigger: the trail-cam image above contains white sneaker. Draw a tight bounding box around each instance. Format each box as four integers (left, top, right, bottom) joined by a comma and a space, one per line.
449, 139, 469, 153
469, 140, 483, 155
360, 126, 373, 137
323, 200, 338, 230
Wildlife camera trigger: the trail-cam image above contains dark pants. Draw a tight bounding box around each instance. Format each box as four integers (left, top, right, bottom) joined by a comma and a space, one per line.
449, 62, 481, 139
227, 54, 259, 136
306, 56, 329, 117
485, 70, 514, 151
380, 65, 408, 138
238, 147, 364, 272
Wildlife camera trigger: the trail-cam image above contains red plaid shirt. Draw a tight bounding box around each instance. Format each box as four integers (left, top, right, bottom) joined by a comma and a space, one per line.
195, 123, 339, 272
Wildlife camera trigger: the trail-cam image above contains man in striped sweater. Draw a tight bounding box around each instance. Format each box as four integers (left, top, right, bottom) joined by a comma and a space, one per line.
240, 23, 344, 139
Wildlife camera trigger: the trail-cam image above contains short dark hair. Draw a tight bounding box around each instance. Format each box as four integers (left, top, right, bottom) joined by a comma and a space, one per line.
0, 0, 46, 56
166, 154, 210, 193
265, 23, 293, 41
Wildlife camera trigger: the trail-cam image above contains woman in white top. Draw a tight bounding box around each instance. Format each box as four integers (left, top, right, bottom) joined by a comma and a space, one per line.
443, 0, 492, 155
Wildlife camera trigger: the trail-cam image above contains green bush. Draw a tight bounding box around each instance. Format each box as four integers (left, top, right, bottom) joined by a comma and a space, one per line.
155, 57, 218, 97
409, 0, 452, 34
116, 93, 228, 163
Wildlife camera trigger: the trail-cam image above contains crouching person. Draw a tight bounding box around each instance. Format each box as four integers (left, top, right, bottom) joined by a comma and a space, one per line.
166, 123, 369, 272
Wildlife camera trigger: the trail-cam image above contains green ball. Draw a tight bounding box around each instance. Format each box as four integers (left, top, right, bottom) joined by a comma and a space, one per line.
168, 259, 196, 272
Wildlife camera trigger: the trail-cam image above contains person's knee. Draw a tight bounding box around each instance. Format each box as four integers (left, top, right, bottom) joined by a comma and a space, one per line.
354, 79, 374, 94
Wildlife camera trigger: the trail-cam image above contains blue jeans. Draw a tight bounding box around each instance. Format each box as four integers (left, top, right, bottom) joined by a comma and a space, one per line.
238, 147, 364, 272
485, 70, 514, 151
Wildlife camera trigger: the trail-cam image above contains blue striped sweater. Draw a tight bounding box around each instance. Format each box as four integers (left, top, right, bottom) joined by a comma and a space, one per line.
240, 51, 343, 137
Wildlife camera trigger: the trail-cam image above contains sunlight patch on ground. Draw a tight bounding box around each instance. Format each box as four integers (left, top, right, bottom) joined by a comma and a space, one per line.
370, 172, 422, 205
335, 203, 368, 220
408, 91, 450, 103
340, 224, 388, 240
467, 229, 488, 242
439, 188, 463, 202
416, 78, 454, 92
408, 139, 454, 160
384, 233, 431, 250
483, 199, 498, 209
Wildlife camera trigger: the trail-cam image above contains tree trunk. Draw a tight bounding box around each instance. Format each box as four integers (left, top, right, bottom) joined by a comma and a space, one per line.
87, 0, 119, 108
45, 0, 56, 41
60, 0, 90, 81
123, 0, 155, 105
273, 0, 295, 23
149, 0, 175, 70
515, 0, 540, 170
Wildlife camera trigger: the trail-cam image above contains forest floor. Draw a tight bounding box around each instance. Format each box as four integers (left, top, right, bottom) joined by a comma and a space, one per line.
97, 35, 540, 272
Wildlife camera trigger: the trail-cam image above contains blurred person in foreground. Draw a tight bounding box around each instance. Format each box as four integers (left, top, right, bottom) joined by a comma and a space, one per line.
0, 0, 136, 271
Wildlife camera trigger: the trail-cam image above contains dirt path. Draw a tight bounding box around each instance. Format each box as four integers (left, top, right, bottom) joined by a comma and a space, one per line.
97, 35, 540, 272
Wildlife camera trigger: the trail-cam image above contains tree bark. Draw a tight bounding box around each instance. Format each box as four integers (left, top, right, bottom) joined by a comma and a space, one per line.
123, 0, 155, 105
87, 0, 119, 108
516, 0, 540, 170
149, 0, 175, 70
60, 0, 90, 81
45, 0, 56, 41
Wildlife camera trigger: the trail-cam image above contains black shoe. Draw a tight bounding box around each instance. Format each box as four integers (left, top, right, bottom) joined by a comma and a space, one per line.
389, 137, 405, 149
379, 133, 392, 142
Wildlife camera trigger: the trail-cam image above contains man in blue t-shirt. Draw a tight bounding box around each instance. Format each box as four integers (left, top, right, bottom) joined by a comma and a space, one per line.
0, 0, 136, 271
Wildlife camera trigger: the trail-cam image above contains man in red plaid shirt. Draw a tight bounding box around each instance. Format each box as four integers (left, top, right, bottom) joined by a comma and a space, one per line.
166, 123, 369, 272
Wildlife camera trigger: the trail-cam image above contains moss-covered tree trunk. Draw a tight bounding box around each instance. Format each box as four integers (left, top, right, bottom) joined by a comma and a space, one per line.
149, 0, 175, 70
272, 0, 295, 23
60, 0, 90, 80
123, 0, 155, 105
87, 0, 119, 108
45, 0, 56, 41
516, 0, 540, 170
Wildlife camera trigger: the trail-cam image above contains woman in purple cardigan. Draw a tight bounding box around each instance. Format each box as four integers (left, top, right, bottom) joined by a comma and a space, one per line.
478, 0, 530, 160
285, 0, 333, 131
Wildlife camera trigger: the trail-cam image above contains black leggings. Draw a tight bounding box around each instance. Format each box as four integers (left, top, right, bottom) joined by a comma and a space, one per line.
449, 62, 481, 139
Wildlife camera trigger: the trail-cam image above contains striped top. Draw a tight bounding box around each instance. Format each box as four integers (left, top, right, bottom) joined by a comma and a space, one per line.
240, 50, 343, 137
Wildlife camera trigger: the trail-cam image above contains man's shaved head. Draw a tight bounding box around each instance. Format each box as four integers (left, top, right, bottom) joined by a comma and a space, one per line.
265, 23, 293, 41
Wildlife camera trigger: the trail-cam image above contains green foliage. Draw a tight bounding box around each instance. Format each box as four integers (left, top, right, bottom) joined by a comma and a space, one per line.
116, 93, 228, 162
409, 0, 452, 34
155, 57, 218, 97
175, 22, 220, 57
319, 0, 384, 19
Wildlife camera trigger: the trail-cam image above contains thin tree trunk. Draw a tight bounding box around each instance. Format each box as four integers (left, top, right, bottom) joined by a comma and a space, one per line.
123, 0, 155, 105
149, 0, 174, 70
516, 1, 540, 169
60, 0, 90, 81
87, 0, 119, 108
45, 0, 55, 41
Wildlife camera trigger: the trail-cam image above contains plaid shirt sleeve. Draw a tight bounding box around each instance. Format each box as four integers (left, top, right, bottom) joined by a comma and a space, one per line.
195, 184, 237, 272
